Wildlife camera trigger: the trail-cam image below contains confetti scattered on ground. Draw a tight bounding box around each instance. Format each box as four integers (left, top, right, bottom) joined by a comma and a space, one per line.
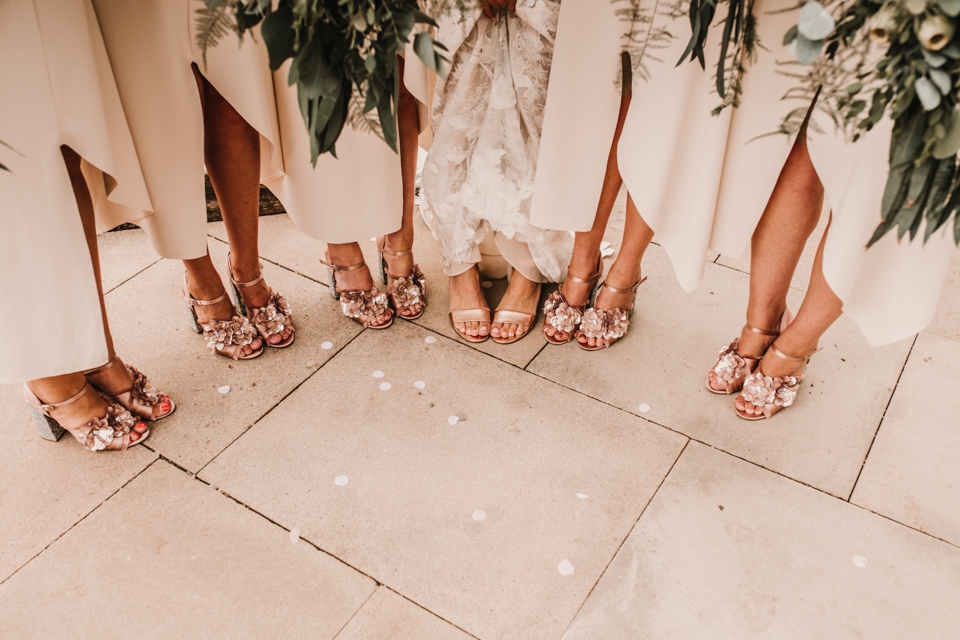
852, 555, 868, 568
638, 403, 651, 413
448, 415, 459, 426
218, 386, 230, 395
576, 493, 589, 499
372, 370, 385, 378
472, 510, 486, 522
321, 341, 333, 350
425, 336, 437, 344
457, 413, 467, 421
289, 528, 300, 543
558, 559, 575, 576
414, 381, 426, 389
334, 476, 348, 487
305, 361, 317, 368
379, 382, 392, 391
481, 280, 492, 289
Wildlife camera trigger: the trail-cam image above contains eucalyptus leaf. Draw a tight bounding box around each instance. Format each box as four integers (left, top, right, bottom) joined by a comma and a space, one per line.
938, 0, 960, 17
933, 109, 960, 159
783, 24, 799, 46
260, 4, 295, 71
921, 48, 947, 68
795, 33, 825, 65
930, 69, 952, 95
915, 76, 943, 111
797, 2, 835, 41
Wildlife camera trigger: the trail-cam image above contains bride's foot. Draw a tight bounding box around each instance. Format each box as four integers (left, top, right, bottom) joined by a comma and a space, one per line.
491, 270, 541, 343
449, 266, 490, 341
377, 236, 426, 320
227, 254, 295, 347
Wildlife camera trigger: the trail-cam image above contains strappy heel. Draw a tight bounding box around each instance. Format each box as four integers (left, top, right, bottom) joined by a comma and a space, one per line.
321, 256, 393, 329
23, 382, 147, 451
576, 277, 647, 351
736, 343, 821, 420
542, 255, 603, 345
182, 273, 263, 360
706, 311, 793, 395
84, 355, 175, 421
226, 254, 295, 348
376, 238, 426, 320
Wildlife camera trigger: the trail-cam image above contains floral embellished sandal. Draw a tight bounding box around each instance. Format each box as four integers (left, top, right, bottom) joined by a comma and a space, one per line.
542, 256, 603, 345
736, 343, 821, 421
576, 277, 646, 351
84, 354, 175, 421
705, 312, 792, 395
226, 255, 295, 348
376, 239, 426, 320
183, 274, 263, 360
321, 257, 393, 329
23, 382, 147, 450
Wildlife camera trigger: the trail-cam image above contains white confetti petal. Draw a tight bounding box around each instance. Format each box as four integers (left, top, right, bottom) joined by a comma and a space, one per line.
290, 528, 300, 543
218, 385, 231, 394
414, 381, 426, 390
472, 510, 486, 521
576, 492, 589, 499
379, 382, 392, 391
334, 475, 348, 487
372, 370, 385, 378
852, 555, 868, 568
481, 280, 493, 289
305, 361, 318, 368
558, 559, 575, 576
424, 336, 437, 344
321, 341, 334, 350
638, 403, 651, 413
600, 241, 614, 258
447, 415, 459, 426
370, 237, 376, 242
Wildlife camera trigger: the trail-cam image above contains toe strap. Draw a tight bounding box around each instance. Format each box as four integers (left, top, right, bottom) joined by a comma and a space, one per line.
340, 289, 390, 320
202, 315, 259, 359
543, 290, 582, 334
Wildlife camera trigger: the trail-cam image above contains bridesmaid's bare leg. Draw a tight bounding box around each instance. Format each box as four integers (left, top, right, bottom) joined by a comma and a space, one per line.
544, 88, 631, 342
707, 133, 823, 391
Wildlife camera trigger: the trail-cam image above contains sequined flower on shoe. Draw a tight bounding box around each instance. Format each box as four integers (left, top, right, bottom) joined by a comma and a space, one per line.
127, 365, 161, 406
388, 266, 426, 310
203, 316, 258, 356
74, 404, 136, 451
251, 293, 292, 339
740, 372, 799, 413
713, 340, 749, 387
543, 291, 581, 334
340, 289, 390, 321
580, 308, 630, 340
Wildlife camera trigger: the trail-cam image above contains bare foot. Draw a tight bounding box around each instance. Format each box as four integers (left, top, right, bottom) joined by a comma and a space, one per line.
85, 357, 172, 420
449, 266, 490, 339
492, 271, 541, 340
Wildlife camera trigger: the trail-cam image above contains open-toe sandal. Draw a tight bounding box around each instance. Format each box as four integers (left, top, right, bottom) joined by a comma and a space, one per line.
492, 279, 542, 345
576, 277, 646, 351
377, 239, 426, 321
542, 255, 602, 345
736, 343, 820, 421
321, 257, 393, 329
85, 354, 175, 422
23, 382, 147, 451
705, 311, 792, 395
183, 273, 263, 360
227, 254, 295, 348
449, 308, 491, 343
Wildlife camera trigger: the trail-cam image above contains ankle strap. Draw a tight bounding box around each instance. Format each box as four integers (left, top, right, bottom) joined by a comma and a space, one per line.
768, 344, 821, 363
26, 381, 93, 412
566, 254, 603, 285
320, 258, 367, 273
601, 276, 646, 295
744, 316, 785, 338
227, 253, 265, 289
83, 354, 120, 377
380, 246, 413, 258
182, 272, 228, 306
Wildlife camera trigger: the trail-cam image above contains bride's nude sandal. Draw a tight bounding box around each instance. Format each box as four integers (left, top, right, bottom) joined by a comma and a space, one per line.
183, 274, 263, 360
449, 265, 490, 343
576, 278, 646, 351
705, 312, 793, 395
321, 257, 393, 329
226, 254, 295, 348
542, 256, 602, 345
85, 354, 175, 422
736, 343, 821, 421
377, 239, 426, 320
23, 382, 147, 451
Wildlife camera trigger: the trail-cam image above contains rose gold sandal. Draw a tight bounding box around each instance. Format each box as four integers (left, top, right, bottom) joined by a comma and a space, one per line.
377, 239, 426, 321
183, 273, 263, 360
23, 382, 147, 450
226, 254, 295, 348
491, 279, 542, 345
576, 277, 646, 351
736, 343, 821, 420
542, 256, 603, 345
449, 308, 491, 343
705, 312, 793, 395
84, 354, 175, 421
321, 257, 393, 329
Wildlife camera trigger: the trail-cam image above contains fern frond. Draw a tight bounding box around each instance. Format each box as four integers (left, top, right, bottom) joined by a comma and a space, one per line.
195, 0, 240, 68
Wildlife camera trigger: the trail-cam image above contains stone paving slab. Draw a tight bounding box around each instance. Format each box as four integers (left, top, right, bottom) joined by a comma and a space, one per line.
99, 226, 161, 293
200, 320, 687, 640
336, 587, 475, 640
104, 238, 362, 472
851, 332, 960, 547
0, 384, 157, 582
927, 250, 960, 342
0, 460, 376, 638
528, 246, 912, 499
563, 442, 960, 639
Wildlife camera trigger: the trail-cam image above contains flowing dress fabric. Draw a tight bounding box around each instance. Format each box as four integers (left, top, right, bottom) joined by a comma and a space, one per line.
0, 0, 152, 383
713, 1, 956, 346
420, 2, 573, 283
90, 0, 283, 260
531, 0, 733, 292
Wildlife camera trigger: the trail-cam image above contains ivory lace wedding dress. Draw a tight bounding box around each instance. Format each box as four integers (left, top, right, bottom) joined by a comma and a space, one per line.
420, 0, 572, 283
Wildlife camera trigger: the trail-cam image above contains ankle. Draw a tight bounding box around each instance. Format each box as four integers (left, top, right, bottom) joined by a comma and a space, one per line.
568, 248, 601, 278
327, 243, 365, 266
605, 259, 640, 289
228, 253, 262, 283
745, 303, 788, 333
383, 230, 414, 252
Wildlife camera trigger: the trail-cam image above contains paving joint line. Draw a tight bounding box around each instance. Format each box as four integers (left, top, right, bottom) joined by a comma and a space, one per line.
329, 587, 379, 640
206, 234, 329, 287
103, 257, 162, 295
